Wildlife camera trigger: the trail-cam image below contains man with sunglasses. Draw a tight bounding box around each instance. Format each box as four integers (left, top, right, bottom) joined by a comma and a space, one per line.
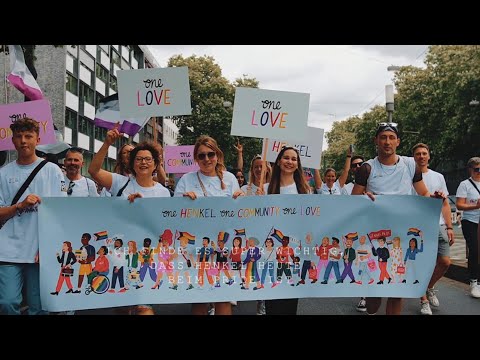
343, 155, 365, 195
64, 148, 99, 198
412, 143, 454, 315
351, 122, 445, 315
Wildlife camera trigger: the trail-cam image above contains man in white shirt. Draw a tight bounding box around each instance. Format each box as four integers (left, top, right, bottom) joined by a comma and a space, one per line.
352, 122, 445, 315
64, 148, 99, 198
412, 143, 454, 315
0, 118, 66, 315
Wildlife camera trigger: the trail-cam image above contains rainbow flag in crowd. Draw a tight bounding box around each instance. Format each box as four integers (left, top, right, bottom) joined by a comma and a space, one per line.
234, 229, 246, 236
217, 231, 230, 243
176, 231, 196, 245
94, 230, 108, 241
407, 227, 421, 236
345, 232, 359, 241
270, 228, 285, 243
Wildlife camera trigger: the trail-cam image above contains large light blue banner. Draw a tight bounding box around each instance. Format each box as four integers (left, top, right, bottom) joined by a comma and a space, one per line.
39, 195, 441, 312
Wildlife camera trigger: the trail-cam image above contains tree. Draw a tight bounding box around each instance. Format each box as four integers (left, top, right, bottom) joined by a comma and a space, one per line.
394, 45, 480, 168
168, 55, 262, 169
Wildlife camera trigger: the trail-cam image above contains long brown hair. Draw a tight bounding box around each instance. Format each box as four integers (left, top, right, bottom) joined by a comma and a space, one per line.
194, 135, 227, 190
267, 146, 310, 194
114, 144, 134, 175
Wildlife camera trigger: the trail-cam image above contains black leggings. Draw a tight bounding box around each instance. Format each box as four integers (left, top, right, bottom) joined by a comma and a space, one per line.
461, 220, 479, 280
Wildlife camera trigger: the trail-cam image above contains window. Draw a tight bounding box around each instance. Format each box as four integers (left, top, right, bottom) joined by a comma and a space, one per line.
95, 92, 104, 109
96, 63, 108, 83
109, 75, 118, 92
94, 126, 107, 141
66, 73, 78, 95
80, 82, 94, 105
79, 116, 93, 135
111, 48, 121, 67
65, 109, 77, 129
99, 45, 109, 53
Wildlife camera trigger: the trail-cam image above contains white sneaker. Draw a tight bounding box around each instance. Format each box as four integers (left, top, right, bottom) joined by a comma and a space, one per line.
426, 288, 439, 307
470, 280, 480, 298
420, 301, 432, 315
207, 304, 215, 315
230, 301, 237, 306
356, 298, 367, 312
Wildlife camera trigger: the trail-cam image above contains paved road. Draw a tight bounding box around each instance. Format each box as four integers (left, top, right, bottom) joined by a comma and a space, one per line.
77, 276, 480, 315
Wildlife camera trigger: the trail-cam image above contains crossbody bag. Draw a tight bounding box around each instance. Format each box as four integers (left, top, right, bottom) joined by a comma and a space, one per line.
0, 159, 48, 229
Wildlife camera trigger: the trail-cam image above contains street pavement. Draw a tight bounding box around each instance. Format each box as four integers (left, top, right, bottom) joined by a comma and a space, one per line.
77, 276, 480, 315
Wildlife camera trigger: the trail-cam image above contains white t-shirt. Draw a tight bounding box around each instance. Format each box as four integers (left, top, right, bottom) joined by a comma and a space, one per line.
65, 175, 99, 197
419, 169, 449, 225
110, 173, 171, 198
364, 156, 416, 195
263, 182, 313, 195
316, 179, 343, 195
0, 158, 67, 263
174, 171, 240, 197
342, 182, 354, 195
456, 178, 480, 224
241, 183, 260, 196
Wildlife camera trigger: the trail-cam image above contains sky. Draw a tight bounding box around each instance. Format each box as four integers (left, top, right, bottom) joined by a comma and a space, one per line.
147, 45, 428, 146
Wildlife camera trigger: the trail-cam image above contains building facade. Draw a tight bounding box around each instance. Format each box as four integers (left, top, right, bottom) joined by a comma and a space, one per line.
0, 45, 165, 175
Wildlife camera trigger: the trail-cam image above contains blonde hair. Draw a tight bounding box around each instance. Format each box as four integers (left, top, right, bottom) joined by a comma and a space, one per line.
194, 135, 226, 190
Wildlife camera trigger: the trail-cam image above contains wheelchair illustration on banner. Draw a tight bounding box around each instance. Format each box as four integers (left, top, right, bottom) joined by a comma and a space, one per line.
85, 271, 110, 295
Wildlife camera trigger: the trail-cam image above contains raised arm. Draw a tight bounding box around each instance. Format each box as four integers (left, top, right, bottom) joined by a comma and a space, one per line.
89, 127, 121, 190
233, 139, 244, 172
337, 146, 352, 188
314, 169, 323, 190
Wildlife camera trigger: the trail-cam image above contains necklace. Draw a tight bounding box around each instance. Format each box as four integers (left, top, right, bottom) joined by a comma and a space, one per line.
378, 157, 398, 176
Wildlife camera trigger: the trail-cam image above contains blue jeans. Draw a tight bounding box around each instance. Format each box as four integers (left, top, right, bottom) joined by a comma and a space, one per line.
0, 263, 46, 315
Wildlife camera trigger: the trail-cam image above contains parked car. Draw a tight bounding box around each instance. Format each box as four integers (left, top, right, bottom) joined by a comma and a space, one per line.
448, 195, 462, 225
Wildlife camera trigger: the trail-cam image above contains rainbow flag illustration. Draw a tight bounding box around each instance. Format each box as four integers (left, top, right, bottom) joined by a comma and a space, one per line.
345, 232, 359, 241
270, 228, 285, 243
176, 231, 196, 245
94, 230, 108, 241
234, 229, 246, 236
217, 231, 230, 243
407, 227, 421, 236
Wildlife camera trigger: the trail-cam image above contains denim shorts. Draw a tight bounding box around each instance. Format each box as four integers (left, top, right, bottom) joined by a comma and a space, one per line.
438, 224, 450, 257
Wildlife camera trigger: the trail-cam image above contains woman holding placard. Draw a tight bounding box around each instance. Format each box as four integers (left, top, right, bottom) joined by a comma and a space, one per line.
258, 145, 312, 315
174, 135, 244, 315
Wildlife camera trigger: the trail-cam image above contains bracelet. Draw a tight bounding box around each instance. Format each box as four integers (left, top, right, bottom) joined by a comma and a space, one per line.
446, 227, 453, 230
346, 155, 351, 158
15, 203, 21, 216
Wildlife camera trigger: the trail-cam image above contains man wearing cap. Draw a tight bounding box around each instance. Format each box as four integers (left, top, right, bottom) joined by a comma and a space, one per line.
351, 122, 445, 315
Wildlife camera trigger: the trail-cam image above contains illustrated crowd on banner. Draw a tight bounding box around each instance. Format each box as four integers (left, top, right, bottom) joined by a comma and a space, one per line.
51, 225, 426, 296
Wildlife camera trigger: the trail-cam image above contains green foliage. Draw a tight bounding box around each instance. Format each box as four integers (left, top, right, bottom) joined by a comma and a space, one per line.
325, 45, 480, 174
168, 55, 262, 169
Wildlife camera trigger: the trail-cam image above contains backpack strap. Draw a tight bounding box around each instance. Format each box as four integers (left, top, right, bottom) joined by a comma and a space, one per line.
116, 179, 130, 197
11, 159, 49, 205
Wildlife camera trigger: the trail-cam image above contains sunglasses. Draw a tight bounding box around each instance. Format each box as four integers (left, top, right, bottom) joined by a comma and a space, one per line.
197, 152, 216, 160
67, 181, 75, 196
472, 167, 480, 173
376, 122, 398, 135
352, 162, 364, 168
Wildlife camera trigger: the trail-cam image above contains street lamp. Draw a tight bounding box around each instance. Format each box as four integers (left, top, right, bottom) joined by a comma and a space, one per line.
385, 84, 394, 122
